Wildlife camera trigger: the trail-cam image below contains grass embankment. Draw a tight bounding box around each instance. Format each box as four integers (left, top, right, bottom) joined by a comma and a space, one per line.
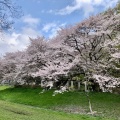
0, 86, 119, 120
0, 100, 100, 120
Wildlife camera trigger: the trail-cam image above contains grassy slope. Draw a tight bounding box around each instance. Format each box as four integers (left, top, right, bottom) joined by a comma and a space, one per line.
0, 100, 102, 120
2, 100, 107, 120
0, 86, 119, 120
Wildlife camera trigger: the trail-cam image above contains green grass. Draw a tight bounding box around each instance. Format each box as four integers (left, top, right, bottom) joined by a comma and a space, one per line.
0, 86, 119, 120
0, 100, 105, 120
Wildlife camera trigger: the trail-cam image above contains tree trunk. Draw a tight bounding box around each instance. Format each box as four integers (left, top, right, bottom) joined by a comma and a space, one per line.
66, 81, 69, 89
71, 81, 74, 88
86, 92, 93, 115
84, 81, 87, 92
78, 81, 80, 90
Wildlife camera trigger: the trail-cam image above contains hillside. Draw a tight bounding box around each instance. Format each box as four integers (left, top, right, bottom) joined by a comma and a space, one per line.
0, 86, 119, 120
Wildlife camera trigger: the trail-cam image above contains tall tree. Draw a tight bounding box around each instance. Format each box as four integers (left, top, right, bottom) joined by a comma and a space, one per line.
65, 5, 120, 91
64, 5, 120, 114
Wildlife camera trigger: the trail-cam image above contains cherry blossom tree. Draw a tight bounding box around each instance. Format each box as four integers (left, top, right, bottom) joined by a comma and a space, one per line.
63, 4, 120, 114
64, 4, 120, 91
0, 2, 120, 96
0, 51, 28, 85
32, 36, 77, 89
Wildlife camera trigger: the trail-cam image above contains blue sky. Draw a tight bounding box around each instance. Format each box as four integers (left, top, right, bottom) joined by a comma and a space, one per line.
0, 0, 119, 56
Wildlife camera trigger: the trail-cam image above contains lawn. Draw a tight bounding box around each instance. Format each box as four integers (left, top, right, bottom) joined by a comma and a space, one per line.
0, 86, 119, 120
0, 100, 104, 120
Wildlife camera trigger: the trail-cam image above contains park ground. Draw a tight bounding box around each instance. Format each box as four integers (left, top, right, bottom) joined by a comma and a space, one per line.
0, 86, 119, 120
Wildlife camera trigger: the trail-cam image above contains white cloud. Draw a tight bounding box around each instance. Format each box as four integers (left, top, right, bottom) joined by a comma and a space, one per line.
42, 22, 66, 39
22, 14, 40, 27
57, 1, 81, 15
0, 33, 28, 56
93, 0, 103, 5
22, 27, 40, 37
0, 28, 40, 56
56, 0, 119, 16
103, 0, 119, 9
47, 9, 54, 14
0, 15, 41, 56
48, 26, 59, 39
42, 23, 57, 33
